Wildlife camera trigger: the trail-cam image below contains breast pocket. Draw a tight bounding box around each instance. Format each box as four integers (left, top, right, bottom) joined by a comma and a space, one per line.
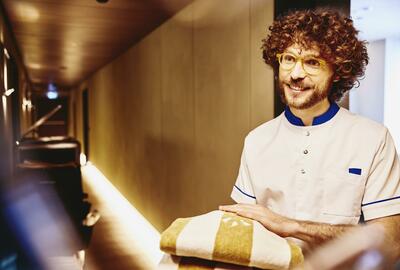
322, 169, 365, 218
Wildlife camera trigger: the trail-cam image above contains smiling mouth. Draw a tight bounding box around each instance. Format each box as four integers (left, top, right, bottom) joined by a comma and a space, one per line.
286, 83, 310, 92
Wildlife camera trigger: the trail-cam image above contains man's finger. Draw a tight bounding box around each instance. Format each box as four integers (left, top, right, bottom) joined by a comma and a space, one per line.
218, 204, 237, 212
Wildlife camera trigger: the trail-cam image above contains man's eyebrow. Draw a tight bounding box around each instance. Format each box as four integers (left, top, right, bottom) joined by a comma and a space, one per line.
285, 48, 320, 58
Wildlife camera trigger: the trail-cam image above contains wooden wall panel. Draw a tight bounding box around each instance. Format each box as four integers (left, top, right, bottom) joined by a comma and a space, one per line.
250, 0, 274, 127
159, 6, 196, 227
193, 0, 251, 212
126, 32, 163, 227
72, 0, 274, 231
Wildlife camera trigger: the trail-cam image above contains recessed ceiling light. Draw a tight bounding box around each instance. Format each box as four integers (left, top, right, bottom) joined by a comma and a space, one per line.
15, 3, 40, 22
29, 63, 41, 69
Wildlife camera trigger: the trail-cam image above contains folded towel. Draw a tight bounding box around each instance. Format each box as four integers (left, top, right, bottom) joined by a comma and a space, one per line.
160, 210, 303, 269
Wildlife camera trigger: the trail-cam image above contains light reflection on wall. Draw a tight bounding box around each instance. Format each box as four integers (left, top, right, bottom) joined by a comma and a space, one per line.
2, 95, 7, 127
3, 48, 8, 90
82, 163, 163, 267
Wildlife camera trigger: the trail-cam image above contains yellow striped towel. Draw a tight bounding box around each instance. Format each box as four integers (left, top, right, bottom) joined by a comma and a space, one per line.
160, 210, 303, 269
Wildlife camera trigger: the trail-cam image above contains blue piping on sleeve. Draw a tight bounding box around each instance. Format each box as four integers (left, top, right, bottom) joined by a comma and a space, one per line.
234, 185, 256, 199
362, 195, 400, 207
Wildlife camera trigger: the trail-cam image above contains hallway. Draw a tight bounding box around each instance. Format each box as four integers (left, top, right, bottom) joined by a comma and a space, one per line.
1, 1, 384, 269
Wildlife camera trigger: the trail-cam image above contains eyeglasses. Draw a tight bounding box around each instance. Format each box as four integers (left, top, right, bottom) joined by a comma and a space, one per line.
276, 52, 327, 75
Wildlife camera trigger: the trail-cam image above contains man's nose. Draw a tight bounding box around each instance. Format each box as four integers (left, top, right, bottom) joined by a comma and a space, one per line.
290, 61, 306, 80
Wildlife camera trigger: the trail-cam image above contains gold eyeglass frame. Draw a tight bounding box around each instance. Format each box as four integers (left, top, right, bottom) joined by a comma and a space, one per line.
276, 52, 328, 75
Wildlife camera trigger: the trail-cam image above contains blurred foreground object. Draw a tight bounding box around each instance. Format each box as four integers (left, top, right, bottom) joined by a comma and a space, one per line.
3, 104, 99, 268
3, 182, 82, 269
299, 223, 397, 270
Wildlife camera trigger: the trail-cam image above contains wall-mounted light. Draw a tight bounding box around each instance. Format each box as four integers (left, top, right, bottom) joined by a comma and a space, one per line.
3, 48, 10, 59
3, 88, 15, 97
22, 98, 31, 107
22, 98, 33, 111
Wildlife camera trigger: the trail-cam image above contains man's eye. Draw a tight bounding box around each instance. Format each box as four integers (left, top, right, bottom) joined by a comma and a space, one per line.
283, 55, 295, 63
305, 58, 321, 67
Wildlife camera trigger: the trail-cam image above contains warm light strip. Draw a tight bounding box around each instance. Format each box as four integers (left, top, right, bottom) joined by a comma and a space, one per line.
3, 56, 7, 90
79, 153, 87, 166
81, 162, 163, 267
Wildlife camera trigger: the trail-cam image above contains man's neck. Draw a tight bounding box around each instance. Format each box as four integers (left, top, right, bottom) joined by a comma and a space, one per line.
289, 99, 330, 126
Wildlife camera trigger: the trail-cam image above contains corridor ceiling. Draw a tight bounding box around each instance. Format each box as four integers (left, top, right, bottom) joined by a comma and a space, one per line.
1, 0, 192, 93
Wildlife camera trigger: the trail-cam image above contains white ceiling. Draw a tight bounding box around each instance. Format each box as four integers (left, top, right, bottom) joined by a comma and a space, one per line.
351, 0, 400, 41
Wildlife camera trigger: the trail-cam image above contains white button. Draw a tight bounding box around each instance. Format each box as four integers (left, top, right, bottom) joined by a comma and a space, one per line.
306, 131, 310, 136
303, 149, 309, 154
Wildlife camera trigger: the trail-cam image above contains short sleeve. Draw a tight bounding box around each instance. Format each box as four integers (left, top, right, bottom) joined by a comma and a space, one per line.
231, 144, 257, 204
362, 128, 400, 221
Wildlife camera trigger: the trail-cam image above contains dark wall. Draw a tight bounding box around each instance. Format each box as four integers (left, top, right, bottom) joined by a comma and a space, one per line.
9, 57, 20, 145
35, 96, 69, 137
0, 3, 31, 187
275, 0, 350, 16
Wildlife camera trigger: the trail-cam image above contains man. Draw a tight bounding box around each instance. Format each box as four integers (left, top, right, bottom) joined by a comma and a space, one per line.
219, 9, 400, 258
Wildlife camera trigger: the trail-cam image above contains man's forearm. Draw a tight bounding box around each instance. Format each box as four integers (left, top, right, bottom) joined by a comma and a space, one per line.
219, 203, 356, 248
291, 219, 355, 247
220, 204, 400, 260
368, 215, 400, 260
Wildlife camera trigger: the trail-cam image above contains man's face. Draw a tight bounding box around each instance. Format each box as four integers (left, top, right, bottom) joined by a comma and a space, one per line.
278, 44, 334, 110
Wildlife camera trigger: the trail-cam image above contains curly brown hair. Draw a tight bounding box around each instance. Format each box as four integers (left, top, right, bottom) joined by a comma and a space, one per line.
262, 9, 369, 101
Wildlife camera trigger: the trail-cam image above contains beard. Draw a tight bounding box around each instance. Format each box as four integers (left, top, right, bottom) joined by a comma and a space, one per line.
278, 79, 330, 110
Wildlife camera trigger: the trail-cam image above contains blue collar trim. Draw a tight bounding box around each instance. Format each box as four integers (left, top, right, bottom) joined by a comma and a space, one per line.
284, 102, 340, 126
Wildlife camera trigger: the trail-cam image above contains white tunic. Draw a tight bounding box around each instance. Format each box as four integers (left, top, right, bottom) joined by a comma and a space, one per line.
231, 103, 400, 225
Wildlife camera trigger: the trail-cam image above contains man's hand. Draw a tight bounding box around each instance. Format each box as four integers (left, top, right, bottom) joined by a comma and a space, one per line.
218, 203, 299, 238
219, 203, 353, 248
